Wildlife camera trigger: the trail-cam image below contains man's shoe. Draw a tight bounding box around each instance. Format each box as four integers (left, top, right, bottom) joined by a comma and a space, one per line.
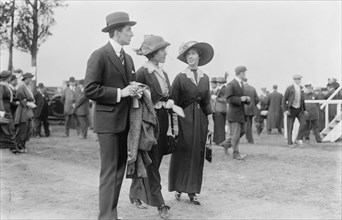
130, 198, 147, 209
174, 191, 181, 201
233, 154, 245, 160
157, 204, 170, 218
295, 140, 303, 147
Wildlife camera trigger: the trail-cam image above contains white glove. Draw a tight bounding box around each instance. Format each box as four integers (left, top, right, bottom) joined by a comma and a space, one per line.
26, 102, 36, 108
211, 94, 217, 100
164, 99, 174, 109
0, 111, 5, 117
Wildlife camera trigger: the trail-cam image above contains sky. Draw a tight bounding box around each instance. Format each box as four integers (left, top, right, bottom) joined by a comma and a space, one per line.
0, 0, 341, 93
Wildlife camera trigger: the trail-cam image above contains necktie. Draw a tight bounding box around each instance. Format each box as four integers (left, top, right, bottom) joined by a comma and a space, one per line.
191, 69, 198, 83
119, 48, 125, 64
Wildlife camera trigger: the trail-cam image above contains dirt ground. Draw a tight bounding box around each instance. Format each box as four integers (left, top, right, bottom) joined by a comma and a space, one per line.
1, 125, 341, 220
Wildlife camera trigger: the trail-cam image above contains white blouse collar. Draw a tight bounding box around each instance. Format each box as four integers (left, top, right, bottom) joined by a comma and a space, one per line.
182, 67, 204, 85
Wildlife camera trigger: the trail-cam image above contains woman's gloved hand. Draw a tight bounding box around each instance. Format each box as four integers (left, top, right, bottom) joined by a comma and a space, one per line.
164, 99, 174, 109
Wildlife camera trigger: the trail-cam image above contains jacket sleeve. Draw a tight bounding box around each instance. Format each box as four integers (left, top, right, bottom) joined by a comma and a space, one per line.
0, 86, 5, 112
226, 84, 242, 106
16, 86, 28, 107
170, 74, 181, 106
254, 89, 260, 106
84, 50, 119, 104
282, 88, 289, 112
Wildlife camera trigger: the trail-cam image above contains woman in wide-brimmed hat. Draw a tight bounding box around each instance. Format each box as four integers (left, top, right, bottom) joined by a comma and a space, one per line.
168, 41, 214, 205
129, 35, 173, 218
0, 70, 20, 153
14, 72, 35, 153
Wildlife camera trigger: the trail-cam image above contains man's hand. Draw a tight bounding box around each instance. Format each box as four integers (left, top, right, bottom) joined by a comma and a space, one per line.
241, 96, 247, 102
121, 85, 139, 98
0, 111, 5, 118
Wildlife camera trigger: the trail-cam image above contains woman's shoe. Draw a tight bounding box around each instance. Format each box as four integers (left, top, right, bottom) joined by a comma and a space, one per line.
188, 194, 201, 205
129, 198, 147, 209
174, 191, 181, 201
157, 204, 170, 218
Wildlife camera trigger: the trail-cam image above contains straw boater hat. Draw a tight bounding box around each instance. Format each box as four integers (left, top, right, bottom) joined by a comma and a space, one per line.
0, 70, 12, 80
134, 35, 170, 56
216, 76, 227, 84
21, 72, 34, 81
177, 41, 214, 66
102, 12, 136, 32
292, 74, 303, 79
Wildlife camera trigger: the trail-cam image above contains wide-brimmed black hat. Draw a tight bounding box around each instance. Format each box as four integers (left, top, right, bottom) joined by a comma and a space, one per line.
102, 12, 136, 32
22, 72, 34, 81
0, 70, 12, 80
177, 41, 214, 66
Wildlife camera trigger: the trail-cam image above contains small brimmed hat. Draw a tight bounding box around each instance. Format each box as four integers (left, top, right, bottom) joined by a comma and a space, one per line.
304, 84, 312, 88
177, 41, 214, 66
134, 35, 170, 56
0, 70, 12, 80
293, 74, 303, 79
210, 77, 217, 83
69, 77, 75, 82
216, 76, 227, 83
38, 83, 44, 88
102, 12, 136, 32
22, 72, 34, 81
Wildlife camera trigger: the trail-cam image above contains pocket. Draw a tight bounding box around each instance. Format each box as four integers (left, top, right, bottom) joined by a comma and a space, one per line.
96, 104, 114, 112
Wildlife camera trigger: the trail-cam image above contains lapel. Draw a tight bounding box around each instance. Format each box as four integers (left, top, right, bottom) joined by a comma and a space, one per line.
233, 79, 243, 95
104, 42, 128, 84
144, 62, 171, 96
124, 52, 134, 82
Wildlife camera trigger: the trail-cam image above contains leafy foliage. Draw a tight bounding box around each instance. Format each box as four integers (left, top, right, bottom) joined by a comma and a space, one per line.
0, 1, 15, 47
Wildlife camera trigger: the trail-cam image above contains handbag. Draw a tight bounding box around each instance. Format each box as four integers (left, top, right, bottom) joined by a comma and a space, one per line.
205, 131, 213, 163
164, 111, 177, 155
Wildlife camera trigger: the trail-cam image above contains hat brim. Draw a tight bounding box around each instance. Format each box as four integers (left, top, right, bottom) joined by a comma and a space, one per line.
22, 76, 34, 81
177, 42, 214, 66
138, 42, 171, 56
102, 21, 136, 32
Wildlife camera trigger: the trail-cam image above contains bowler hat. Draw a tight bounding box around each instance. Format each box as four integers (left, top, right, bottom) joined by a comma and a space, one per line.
102, 12, 136, 32
38, 83, 44, 88
235, 66, 247, 75
210, 77, 217, 83
273, 84, 278, 89
293, 74, 303, 79
69, 77, 75, 82
0, 70, 12, 80
22, 72, 34, 81
216, 77, 227, 83
78, 79, 84, 85
134, 35, 170, 56
177, 41, 214, 66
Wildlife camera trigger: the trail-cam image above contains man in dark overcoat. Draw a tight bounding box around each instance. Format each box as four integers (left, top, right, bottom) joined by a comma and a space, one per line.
282, 74, 307, 147
266, 85, 283, 134
242, 77, 259, 144
84, 12, 140, 220
74, 79, 89, 139
33, 83, 50, 137
220, 66, 250, 160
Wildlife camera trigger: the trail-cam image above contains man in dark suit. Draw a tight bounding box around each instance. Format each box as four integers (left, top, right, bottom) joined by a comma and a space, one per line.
282, 74, 307, 147
220, 66, 250, 160
242, 78, 259, 144
74, 79, 89, 139
33, 83, 50, 137
84, 12, 140, 220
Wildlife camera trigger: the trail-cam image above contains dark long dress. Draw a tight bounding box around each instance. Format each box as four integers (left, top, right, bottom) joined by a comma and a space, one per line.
266, 91, 283, 130
129, 64, 171, 207
0, 84, 17, 149
168, 69, 212, 194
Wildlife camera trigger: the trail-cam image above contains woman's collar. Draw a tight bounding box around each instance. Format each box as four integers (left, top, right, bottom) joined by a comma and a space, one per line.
144, 61, 164, 74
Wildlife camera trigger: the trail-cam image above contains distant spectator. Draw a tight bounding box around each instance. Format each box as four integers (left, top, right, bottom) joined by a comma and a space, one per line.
266, 85, 283, 134
8, 75, 20, 117
213, 77, 227, 145
325, 83, 338, 122
33, 83, 50, 138
303, 84, 321, 143
74, 79, 89, 139
61, 77, 80, 137
243, 77, 259, 144
254, 87, 268, 136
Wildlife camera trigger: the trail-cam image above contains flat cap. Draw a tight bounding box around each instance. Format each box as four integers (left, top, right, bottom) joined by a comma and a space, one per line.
235, 66, 247, 75
293, 74, 303, 79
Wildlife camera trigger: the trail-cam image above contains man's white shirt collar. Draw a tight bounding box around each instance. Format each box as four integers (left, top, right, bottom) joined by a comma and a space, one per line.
109, 39, 123, 56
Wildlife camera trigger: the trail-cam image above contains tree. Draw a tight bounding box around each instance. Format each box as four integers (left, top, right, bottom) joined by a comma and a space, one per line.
14, 0, 66, 80
0, 0, 16, 71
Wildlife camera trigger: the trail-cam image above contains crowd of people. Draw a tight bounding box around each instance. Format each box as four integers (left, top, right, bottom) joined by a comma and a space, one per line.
1, 11, 341, 220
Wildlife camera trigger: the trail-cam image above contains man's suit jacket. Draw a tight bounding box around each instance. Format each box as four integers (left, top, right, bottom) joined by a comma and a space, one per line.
243, 84, 259, 116
74, 88, 89, 116
282, 85, 306, 113
61, 86, 79, 115
34, 90, 49, 118
84, 42, 135, 133
226, 79, 249, 123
